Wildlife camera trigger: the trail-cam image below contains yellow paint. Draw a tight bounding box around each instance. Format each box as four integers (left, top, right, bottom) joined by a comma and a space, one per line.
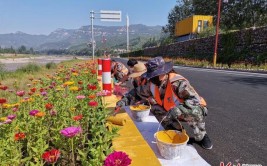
129, 105, 150, 111
175, 15, 213, 36
106, 116, 126, 126
156, 130, 188, 144
103, 92, 161, 165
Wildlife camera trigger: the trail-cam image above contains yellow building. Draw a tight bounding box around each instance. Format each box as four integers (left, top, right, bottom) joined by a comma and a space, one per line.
175, 15, 213, 37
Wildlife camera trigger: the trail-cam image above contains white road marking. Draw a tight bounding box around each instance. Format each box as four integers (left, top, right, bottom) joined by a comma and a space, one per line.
174, 66, 267, 78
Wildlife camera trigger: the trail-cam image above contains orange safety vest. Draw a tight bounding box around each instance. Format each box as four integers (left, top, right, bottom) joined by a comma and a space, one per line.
150, 73, 207, 111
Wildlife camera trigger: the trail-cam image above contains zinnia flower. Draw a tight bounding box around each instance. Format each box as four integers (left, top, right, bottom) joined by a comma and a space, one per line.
30, 87, 36, 93
60, 126, 82, 138
76, 95, 85, 99
63, 81, 74, 86
87, 84, 97, 90
88, 95, 96, 99
7, 114, 16, 120
42, 149, 60, 164
96, 90, 111, 96
104, 151, 132, 166
0, 98, 7, 104
16, 91, 25, 97
69, 86, 79, 91
50, 110, 57, 116
35, 111, 46, 117
0, 85, 8, 90
73, 115, 83, 121
14, 132, 26, 141
45, 103, 53, 110
88, 101, 98, 107
29, 110, 39, 116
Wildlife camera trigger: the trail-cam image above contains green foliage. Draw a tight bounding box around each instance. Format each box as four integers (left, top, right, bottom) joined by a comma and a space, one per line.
197, 26, 216, 38
45, 62, 57, 69
16, 63, 41, 73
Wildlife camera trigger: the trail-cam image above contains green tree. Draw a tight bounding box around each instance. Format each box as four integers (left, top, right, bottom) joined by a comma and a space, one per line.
162, 0, 193, 37
17, 45, 27, 54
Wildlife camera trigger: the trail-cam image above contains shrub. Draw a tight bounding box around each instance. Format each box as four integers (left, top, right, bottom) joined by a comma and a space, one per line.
45, 62, 57, 69
16, 63, 41, 73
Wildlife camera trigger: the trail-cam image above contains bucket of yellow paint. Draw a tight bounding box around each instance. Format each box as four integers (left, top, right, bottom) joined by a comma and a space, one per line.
154, 130, 189, 159
129, 104, 150, 122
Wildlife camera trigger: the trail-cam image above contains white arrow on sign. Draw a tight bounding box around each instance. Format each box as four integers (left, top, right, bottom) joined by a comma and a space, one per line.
100, 10, 121, 22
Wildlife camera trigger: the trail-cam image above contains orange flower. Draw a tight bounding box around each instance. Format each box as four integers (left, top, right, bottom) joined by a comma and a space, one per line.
88, 95, 96, 99
78, 81, 83, 85
45, 103, 53, 110
35, 112, 46, 117
73, 115, 83, 121
14, 132, 26, 141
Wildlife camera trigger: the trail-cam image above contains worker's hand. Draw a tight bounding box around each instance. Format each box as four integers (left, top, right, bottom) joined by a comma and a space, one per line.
114, 82, 122, 86
113, 106, 121, 116
147, 97, 156, 105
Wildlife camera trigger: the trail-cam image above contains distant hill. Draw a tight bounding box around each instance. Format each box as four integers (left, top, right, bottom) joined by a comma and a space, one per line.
0, 24, 162, 51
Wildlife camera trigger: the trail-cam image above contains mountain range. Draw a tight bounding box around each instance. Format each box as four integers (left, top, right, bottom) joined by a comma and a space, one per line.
0, 24, 162, 51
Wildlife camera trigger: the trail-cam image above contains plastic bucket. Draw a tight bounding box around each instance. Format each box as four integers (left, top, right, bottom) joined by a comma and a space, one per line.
154, 130, 189, 159
129, 105, 150, 122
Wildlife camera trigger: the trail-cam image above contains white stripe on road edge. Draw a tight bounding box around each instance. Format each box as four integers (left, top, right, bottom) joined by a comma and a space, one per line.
173, 66, 267, 78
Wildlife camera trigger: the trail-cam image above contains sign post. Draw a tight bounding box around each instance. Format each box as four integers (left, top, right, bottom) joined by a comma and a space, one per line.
90, 10, 122, 60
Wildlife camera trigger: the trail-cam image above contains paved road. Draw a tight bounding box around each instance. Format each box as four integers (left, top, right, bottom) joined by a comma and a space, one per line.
116, 58, 267, 166
0, 56, 89, 71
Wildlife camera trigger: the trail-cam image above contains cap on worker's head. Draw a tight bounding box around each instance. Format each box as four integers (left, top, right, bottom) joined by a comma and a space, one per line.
142, 56, 173, 79
128, 62, 147, 78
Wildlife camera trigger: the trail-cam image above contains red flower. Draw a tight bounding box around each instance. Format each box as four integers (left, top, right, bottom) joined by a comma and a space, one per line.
30, 87, 36, 93
73, 115, 83, 121
45, 103, 53, 110
14, 132, 26, 141
0, 98, 7, 104
40, 88, 44, 92
42, 149, 60, 164
104, 151, 132, 166
78, 81, 83, 85
87, 84, 97, 90
91, 69, 97, 74
0, 85, 8, 90
88, 101, 98, 107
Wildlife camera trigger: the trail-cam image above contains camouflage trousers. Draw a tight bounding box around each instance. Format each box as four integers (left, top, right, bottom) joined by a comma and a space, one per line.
150, 104, 208, 141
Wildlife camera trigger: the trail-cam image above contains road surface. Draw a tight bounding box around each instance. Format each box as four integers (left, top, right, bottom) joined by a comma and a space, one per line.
116, 58, 267, 166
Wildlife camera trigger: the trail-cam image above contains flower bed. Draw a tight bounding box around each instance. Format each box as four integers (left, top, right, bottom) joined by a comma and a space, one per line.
0, 60, 123, 165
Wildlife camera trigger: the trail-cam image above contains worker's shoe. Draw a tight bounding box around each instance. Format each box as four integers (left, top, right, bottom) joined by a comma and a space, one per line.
198, 134, 213, 150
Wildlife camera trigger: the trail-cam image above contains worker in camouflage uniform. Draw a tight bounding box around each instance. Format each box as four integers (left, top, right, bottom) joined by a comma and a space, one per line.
114, 62, 150, 113
111, 60, 129, 83
141, 56, 213, 150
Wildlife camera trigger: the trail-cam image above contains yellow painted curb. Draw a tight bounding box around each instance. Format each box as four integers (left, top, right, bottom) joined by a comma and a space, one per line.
103, 95, 161, 166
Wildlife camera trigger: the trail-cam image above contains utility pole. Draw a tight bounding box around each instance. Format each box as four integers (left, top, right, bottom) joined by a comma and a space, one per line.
213, 0, 222, 67
90, 11, 95, 60
126, 15, 129, 53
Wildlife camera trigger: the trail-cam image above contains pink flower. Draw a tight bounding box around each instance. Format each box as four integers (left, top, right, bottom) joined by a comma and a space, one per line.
7, 114, 16, 120
88, 101, 98, 107
16, 90, 25, 97
104, 151, 132, 166
60, 126, 82, 138
4, 119, 12, 124
29, 110, 39, 116
76, 95, 85, 99
50, 110, 57, 116
96, 90, 111, 96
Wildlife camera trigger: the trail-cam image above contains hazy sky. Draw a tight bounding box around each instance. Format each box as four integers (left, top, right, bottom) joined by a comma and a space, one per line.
0, 0, 177, 35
